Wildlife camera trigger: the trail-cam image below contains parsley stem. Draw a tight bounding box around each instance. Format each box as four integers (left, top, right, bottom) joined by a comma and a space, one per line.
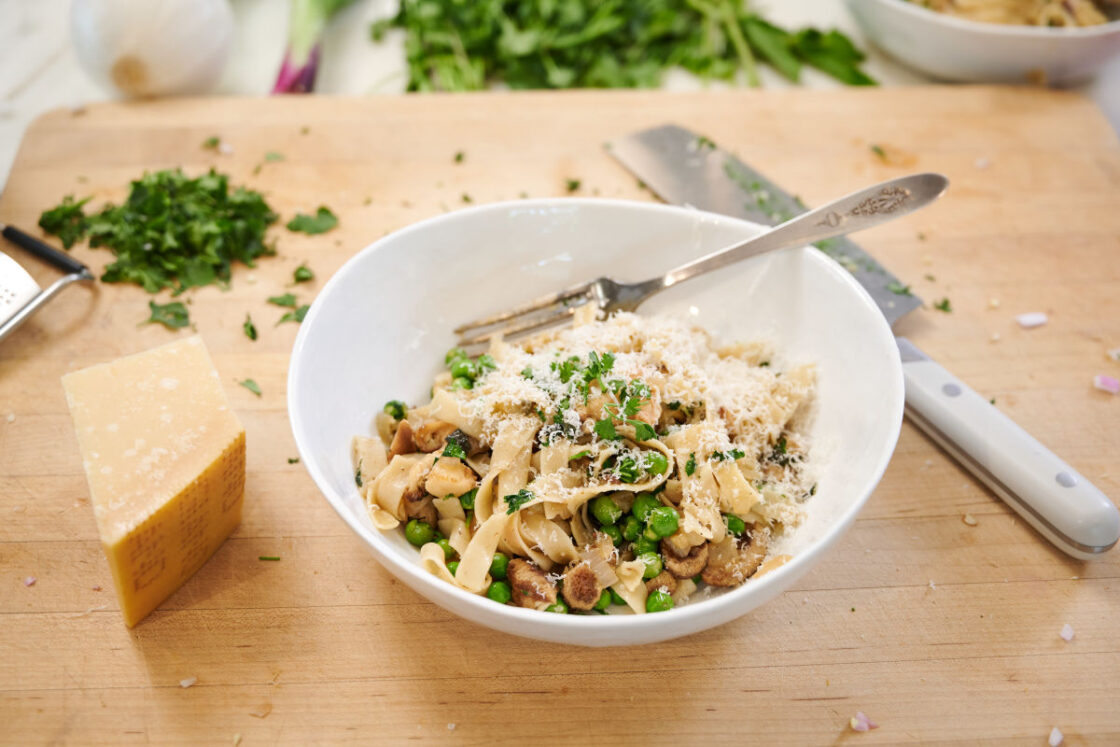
720, 0, 759, 87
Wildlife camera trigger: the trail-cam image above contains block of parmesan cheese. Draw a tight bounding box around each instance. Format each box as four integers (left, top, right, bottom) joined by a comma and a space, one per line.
62, 336, 245, 627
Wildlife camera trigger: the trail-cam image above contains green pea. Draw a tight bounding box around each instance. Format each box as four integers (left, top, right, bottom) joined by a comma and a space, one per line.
646, 589, 674, 613
459, 488, 477, 511
450, 358, 477, 380
725, 513, 746, 536
632, 493, 661, 522
600, 524, 623, 546
487, 581, 512, 604
648, 506, 679, 538
477, 354, 496, 372
451, 376, 473, 390
545, 599, 569, 614
435, 538, 456, 560
590, 495, 622, 525
638, 552, 662, 579
643, 525, 660, 542
405, 519, 435, 547
608, 587, 626, 606
634, 535, 659, 555
445, 347, 468, 365
620, 514, 642, 542
447, 560, 460, 576
594, 589, 612, 611
644, 451, 669, 475
489, 552, 509, 580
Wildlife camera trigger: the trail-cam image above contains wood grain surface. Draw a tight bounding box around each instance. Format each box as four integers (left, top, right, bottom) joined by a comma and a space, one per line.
1, 88, 1118, 745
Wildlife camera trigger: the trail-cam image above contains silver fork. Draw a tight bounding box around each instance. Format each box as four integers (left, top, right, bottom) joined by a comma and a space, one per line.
455, 172, 949, 347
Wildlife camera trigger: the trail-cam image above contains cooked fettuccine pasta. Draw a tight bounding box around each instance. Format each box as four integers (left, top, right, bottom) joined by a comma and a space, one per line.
352, 312, 816, 615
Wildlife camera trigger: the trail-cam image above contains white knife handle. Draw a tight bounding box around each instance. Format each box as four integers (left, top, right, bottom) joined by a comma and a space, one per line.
897, 338, 1119, 559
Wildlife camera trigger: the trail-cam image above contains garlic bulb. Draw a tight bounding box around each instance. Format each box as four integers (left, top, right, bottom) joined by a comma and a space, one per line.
70, 0, 235, 98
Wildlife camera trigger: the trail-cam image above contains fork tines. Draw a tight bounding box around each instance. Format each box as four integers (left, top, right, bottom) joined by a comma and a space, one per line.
454, 281, 595, 347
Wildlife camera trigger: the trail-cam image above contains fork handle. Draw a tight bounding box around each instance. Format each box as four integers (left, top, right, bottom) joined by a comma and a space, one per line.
658, 173, 948, 291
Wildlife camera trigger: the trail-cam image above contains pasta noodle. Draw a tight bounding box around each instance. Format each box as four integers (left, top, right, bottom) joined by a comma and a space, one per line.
352, 313, 816, 615
912, 0, 1114, 26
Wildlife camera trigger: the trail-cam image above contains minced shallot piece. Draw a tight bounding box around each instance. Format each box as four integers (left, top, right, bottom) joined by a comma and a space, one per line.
23, 576, 35, 587
1016, 312, 1048, 329
962, 514, 978, 526
850, 712, 878, 732
1059, 624, 1074, 642
180, 676, 197, 688
1092, 375, 1119, 395
1049, 726, 1063, 746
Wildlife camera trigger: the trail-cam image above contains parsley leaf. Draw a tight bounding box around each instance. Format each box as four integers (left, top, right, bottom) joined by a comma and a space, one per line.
144, 301, 189, 329
886, 281, 912, 296
37, 195, 90, 249
594, 417, 618, 441
268, 293, 298, 308
277, 304, 310, 325
629, 420, 656, 441
441, 429, 471, 459
239, 378, 262, 396
287, 206, 338, 234
293, 264, 314, 283
569, 450, 591, 461
288, 457, 300, 464
565, 178, 581, 193
202, 136, 220, 150
933, 298, 952, 313
505, 488, 534, 514
264, 151, 285, 162
685, 452, 696, 476
243, 313, 258, 340
454, 150, 465, 163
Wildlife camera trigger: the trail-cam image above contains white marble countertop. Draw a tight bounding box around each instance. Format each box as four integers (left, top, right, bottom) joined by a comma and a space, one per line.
1, 0, 1117, 191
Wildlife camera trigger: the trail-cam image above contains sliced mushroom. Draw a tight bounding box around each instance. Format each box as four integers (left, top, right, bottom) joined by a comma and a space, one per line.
424, 458, 477, 499
701, 526, 770, 587
413, 420, 458, 452
561, 561, 601, 611
401, 486, 437, 526
507, 558, 558, 610
644, 570, 677, 594
661, 540, 708, 579
389, 420, 416, 457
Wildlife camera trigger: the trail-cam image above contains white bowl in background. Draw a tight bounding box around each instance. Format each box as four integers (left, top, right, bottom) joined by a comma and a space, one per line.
847, 0, 1120, 84
288, 199, 904, 646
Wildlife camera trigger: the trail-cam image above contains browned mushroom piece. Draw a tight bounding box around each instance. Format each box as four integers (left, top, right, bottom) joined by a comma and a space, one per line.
661, 529, 703, 559
561, 561, 601, 611
644, 570, 678, 595
401, 486, 438, 526
413, 420, 457, 452
507, 559, 558, 610
389, 420, 416, 457
701, 526, 770, 587
661, 539, 708, 579
423, 458, 477, 499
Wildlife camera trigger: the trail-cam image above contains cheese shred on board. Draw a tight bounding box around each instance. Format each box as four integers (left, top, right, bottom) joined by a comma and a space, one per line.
352, 311, 816, 615
62, 336, 246, 627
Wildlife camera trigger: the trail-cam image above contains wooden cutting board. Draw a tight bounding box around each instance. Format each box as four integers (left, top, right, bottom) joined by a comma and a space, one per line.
1, 88, 1118, 744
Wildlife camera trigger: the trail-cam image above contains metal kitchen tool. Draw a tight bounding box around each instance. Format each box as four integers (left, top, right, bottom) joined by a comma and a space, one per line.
607, 124, 1119, 560
455, 173, 948, 346
0, 224, 94, 343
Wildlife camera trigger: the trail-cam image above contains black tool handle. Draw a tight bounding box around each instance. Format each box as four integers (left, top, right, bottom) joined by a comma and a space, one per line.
2, 224, 89, 276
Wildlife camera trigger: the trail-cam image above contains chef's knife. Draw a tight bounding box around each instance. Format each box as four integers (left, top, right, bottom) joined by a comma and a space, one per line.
607, 124, 1118, 560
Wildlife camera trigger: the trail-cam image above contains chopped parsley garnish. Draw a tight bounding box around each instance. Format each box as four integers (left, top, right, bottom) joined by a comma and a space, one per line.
668, 401, 681, 411
886, 281, 912, 296
288, 457, 300, 464
39, 169, 278, 294
505, 488, 534, 514
454, 150, 465, 163
569, 450, 591, 461
924, 273, 936, 282
695, 135, 716, 150
685, 452, 696, 476
287, 206, 338, 234
565, 178, 581, 193
520, 366, 534, 379
594, 417, 618, 441
441, 429, 471, 459
870, 144, 887, 161
759, 361, 771, 367
933, 298, 952, 313
202, 136, 220, 150
264, 151, 285, 162
293, 264, 314, 283
145, 301, 190, 329
712, 449, 745, 461
459, 488, 477, 510
268, 293, 298, 308
461, 193, 472, 203
355, 466, 362, 486
629, 420, 656, 441
243, 313, 258, 340
277, 304, 310, 324
258, 556, 281, 561
37, 195, 90, 249
614, 455, 640, 483
239, 378, 262, 396
383, 400, 407, 420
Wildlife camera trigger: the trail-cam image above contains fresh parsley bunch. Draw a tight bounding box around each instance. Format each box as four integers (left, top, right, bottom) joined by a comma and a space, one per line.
372, 0, 875, 91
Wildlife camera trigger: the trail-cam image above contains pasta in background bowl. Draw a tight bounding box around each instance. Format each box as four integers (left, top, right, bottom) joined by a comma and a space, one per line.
288, 199, 904, 646
847, 0, 1120, 83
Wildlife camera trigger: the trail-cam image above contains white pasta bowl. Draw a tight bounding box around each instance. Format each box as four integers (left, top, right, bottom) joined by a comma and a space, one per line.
288, 199, 904, 646
846, 0, 1120, 84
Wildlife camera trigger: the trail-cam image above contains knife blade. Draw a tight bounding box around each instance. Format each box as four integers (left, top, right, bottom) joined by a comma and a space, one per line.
607, 124, 1119, 559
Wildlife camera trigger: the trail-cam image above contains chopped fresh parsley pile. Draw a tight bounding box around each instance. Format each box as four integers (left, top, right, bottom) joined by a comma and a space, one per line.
372, 0, 875, 91
38, 169, 278, 295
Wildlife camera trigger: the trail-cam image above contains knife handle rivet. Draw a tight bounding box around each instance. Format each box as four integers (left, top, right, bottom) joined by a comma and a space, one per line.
941, 383, 962, 397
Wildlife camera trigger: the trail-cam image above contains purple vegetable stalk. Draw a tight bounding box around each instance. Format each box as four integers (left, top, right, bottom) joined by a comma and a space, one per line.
272, 0, 356, 94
